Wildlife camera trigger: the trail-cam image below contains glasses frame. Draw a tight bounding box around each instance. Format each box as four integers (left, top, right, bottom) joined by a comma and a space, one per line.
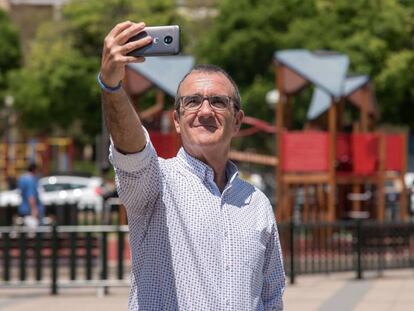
178, 94, 237, 112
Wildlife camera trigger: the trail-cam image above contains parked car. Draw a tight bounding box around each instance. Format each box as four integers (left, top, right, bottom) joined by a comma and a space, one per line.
0, 175, 104, 212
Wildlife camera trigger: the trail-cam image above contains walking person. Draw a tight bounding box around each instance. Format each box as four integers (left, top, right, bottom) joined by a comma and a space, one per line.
17, 162, 44, 227
99, 21, 285, 310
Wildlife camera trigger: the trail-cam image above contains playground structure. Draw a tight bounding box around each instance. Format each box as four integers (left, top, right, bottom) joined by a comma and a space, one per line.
0, 137, 74, 190
274, 49, 408, 223
119, 52, 408, 224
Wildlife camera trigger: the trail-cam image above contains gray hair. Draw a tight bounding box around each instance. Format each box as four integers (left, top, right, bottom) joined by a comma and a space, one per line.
174, 64, 241, 113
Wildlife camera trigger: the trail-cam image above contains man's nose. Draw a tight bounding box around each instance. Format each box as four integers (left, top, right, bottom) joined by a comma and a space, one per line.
198, 98, 214, 114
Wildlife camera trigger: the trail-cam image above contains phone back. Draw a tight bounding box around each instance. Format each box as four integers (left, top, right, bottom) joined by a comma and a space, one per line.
127, 25, 180, 57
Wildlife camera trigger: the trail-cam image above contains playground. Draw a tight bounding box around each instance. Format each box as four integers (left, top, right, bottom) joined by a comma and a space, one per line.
0, 2, 414, 305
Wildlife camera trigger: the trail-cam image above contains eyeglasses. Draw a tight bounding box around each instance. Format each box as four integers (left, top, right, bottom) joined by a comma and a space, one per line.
178, 94, 235, 112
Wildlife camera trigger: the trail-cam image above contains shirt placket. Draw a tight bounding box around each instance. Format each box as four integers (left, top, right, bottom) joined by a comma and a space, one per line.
220, 186, 233, 310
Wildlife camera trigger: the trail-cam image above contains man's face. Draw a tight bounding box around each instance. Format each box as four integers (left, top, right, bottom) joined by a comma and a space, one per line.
173, 71, 244, 154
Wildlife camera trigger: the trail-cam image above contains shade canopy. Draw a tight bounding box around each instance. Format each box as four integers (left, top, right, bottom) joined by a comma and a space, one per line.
307, 75, 377, 120
127, 55, 195, 97
274, 49, 349, 98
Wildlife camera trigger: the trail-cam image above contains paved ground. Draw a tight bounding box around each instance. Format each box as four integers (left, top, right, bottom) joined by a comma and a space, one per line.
284, 270, 414, 311
2, 269, 414, 310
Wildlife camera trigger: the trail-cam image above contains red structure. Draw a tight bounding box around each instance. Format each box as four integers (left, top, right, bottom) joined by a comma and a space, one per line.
273, 49, 408, 222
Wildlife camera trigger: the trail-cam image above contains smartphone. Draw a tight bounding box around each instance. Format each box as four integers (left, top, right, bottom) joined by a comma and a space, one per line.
127, 25, 180, 57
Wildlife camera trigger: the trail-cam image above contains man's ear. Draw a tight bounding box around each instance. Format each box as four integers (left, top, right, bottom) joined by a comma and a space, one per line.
233, 109, 244, 135
173, 110, 181, 134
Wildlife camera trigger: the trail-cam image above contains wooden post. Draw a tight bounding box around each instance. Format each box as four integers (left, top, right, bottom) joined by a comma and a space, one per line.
400, 131, 408, 220
303, 184, 309, 223
327, 101, 337, 222
351, 122, 362, 214
378, 133, 385, 221
352, 184, 362, 212
337, 99, 345, 132
360, 86, 369, 132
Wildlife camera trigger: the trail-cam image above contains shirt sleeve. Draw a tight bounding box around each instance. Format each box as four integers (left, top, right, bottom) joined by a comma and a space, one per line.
109, 128, 162, 217
27, 178, 37, 199
262, 221, 286, 311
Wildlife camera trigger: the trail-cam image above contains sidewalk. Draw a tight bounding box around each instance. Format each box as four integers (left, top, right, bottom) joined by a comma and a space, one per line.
1, 269, 414, 310
285, 269, 414, 311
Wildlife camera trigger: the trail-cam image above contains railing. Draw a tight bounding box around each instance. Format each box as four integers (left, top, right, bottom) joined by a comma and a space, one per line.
278, 220, 414, 284
1, 220, 414, 293
0, 224, 130, 294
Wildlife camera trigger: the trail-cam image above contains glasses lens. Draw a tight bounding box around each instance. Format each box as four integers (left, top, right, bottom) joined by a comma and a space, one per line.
181, 95, 232, 111
182, 95, 202, 110
210, 96, 229, 110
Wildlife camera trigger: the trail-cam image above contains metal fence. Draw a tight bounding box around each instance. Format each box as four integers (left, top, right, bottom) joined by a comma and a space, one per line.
0, 224, 130, 294
278, 220, 414, 284
1, 220, 414, 293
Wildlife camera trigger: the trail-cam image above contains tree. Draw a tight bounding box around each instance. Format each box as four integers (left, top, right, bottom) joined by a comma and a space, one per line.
0, 9, 20, 101
7, 0, 185, 141
7, 22, 100, 138
196, 0, 414, 152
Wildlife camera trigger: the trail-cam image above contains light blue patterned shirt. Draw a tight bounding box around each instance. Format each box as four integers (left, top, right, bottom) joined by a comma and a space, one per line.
110, 134, 285, 311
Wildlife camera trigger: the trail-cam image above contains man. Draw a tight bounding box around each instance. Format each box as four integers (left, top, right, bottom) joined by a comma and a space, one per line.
17, 162, 44, 226
99, 21, 285, 310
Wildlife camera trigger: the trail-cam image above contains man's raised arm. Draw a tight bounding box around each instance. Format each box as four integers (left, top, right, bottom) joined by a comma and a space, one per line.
99, 21, 153, 154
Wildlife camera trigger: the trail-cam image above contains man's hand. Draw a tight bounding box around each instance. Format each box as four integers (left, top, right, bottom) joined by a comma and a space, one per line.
100, 21, 153, 87
99, 21, 150, 154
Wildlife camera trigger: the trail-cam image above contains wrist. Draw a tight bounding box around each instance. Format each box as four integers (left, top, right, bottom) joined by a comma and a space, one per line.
97, 72, 122, 93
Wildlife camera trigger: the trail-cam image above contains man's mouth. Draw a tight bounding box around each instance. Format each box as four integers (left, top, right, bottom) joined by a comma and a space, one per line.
194, 124, 217, 131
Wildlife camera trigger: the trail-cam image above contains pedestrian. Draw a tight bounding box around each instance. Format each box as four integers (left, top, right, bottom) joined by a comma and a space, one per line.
99, 21, 285, 310
17, 162, 44, 227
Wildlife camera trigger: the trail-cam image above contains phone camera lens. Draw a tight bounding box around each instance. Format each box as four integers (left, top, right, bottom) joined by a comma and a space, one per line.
164, 36, 173, 44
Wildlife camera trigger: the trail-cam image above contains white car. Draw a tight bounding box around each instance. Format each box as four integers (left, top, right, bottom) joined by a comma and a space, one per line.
0, 175, 104, 212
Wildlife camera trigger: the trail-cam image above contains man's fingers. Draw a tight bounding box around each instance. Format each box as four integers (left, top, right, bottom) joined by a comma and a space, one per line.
116, 22, 146, 45
108, 20, 134, 38
126, 56, 146, 63
113, 55, 146, 64
120, 36, 153, 54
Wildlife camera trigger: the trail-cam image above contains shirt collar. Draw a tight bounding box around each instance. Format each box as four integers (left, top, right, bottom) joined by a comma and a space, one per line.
177, 147, 239, 186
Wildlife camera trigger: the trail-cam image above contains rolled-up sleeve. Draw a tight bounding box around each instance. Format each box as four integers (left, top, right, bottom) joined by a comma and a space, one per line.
109, 128, 162, 216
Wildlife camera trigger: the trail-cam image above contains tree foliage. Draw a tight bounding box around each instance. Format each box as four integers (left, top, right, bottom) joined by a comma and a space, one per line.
6, 0, 414, 144
0, 9, 20, 101
7, 0, 184, 141
196, 0, 414, 140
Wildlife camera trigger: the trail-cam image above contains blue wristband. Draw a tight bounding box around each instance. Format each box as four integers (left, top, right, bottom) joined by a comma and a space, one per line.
97, 72, 122, 93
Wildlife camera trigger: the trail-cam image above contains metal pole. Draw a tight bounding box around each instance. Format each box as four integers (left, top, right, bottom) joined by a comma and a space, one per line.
51, 224, 58, 295
356, 220, 363, 280
117, 230, 124, 280
3, 231, 10, 281
290, 220, 296, 284
19, 231, 26, 281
